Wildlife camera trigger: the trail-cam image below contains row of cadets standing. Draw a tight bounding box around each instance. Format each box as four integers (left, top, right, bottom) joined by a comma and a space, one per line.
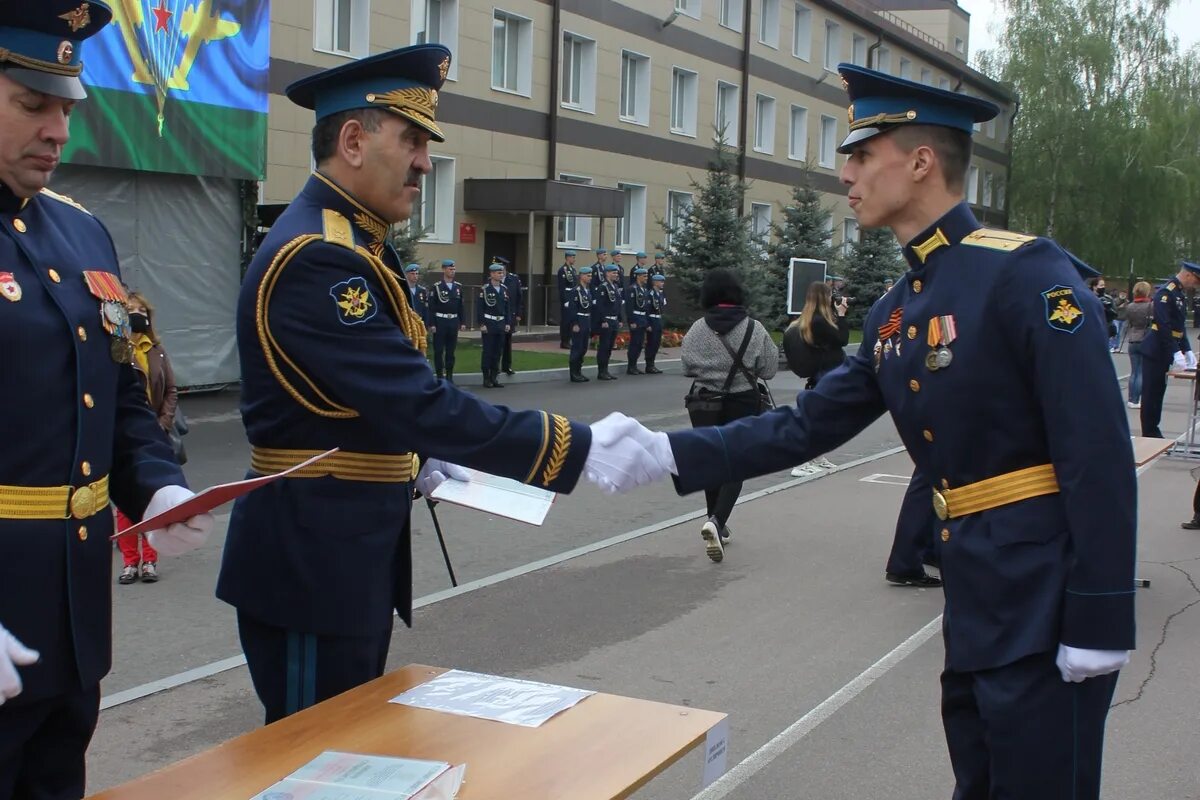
476, 259, 512, 388
427, 259, 465, 382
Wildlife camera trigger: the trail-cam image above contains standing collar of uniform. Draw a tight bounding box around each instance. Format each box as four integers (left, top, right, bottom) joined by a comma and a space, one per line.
306, 171, 390, 242
0, 181, 31, 215
901, 201, 979, 270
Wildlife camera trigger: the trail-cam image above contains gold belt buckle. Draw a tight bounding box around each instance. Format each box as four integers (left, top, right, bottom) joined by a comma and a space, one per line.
931, 488, 949, 521
69, 484, 98, 519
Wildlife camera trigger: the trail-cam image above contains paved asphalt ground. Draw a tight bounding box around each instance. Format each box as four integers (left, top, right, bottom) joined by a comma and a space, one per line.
86, 353, 1200, 798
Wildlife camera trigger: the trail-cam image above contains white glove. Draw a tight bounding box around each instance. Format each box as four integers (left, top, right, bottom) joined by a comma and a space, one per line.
1187, 351, 1197, 370
0, 622, 39, 705
144, 485, 214, 558
416, 458, 470, 497
1172, 351, 1187, 371
1055, 644, 1130, 683
584, 412, 677, 494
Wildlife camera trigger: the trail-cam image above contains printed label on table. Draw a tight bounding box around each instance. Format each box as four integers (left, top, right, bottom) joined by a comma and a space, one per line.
701, 717, 730, 789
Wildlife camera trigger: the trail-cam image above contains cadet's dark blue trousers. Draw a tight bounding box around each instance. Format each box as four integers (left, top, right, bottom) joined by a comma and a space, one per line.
480, 332, 503, 376
237, 611, 392, 724
1139, 354, 1169, 437
885, 474, 936, 576
942, 650, 1118, 800
626, 318, 647, 367
432, 319, 458, 376
0, 684, 99, 800
569, 319, 591, 369
596, 320, 618, 371
559, 299, 572, 346
645, 321, 662, 366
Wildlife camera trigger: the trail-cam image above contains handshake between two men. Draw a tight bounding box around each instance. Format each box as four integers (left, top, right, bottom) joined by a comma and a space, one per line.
582, 413, 678, 494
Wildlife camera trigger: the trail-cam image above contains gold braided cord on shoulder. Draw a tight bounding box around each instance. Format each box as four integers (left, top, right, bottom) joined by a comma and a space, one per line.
39, 187, 91, 214
256, 234, 359, 419
540, 415, 572, 488
524, 411, 552, 484
353, 245, 429, 352
0, 49, 83, 76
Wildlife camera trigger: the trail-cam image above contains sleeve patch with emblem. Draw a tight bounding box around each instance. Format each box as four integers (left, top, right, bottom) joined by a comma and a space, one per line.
1042, 285, 1085, 333
330, 276, 377, 325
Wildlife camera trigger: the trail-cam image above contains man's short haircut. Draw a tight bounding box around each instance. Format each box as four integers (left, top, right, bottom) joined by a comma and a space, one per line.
311, 108, 388, 165
889, 124, 973, 193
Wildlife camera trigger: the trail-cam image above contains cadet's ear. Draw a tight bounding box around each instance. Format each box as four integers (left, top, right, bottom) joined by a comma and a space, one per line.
909, 143, 938, 185
337, 118, 368, 168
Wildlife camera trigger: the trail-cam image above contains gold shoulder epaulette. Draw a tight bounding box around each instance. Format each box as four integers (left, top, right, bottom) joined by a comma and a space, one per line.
39, 188, 91, 215
322, 208, 354, 249
960, 228, 1036, 252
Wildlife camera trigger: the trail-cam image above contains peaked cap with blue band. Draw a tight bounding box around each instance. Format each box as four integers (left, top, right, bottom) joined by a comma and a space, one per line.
286, 44, 452, 142
1182, 260, 1200, 276
836, 63, 999, 154
0, 0, 112, 100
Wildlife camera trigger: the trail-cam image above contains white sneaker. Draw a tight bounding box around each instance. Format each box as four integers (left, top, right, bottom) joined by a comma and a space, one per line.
791, 462, 820, 477
813, 457, 837, 470
1127, 400, 1141, 409
701, 517, 725, 563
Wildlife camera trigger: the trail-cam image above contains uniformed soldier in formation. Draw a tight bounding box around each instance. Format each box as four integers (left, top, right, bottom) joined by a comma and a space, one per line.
499, 258, 523, 376
0, 3, 213, 793
220, 44, 627, 724
557, 249, 577, 349
1138, 261, 1200, 437
633, 251, 649, 275
653, 251, 668, 276
610, 249, 627, 291
477, 261, 511, 387
568, 266, 594, 383
593, 263, 623, 381
604, 64, 1136, 800
403, 263, 429, 329
591, 247, 608, 275
624, 267, 651, 375
428, 259, 465, 382
643, 273, 667, 374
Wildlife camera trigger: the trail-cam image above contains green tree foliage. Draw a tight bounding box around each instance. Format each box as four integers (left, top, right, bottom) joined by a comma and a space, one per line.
977, 0, 1200, 280
389, 223, 424, 268
843, 227, 905, 327
764, 169, 839, 328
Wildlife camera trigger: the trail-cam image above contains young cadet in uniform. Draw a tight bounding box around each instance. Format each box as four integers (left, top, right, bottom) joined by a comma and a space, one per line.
594, 263, 623, 381
477, 261, 511, 388
590, 247, 608, 276
624, 267, 650, 375
0, 4, 213, 795
428, 259, 464, 382
557, 249, 578, 349
598, 64, 1136, 800
1138, 261, 1200, 437
610, 249, 627, 292
568, 266, 594, 383
642, 273, 667, 374
403, 264, 429, 330
499, 257, 522, 376
220, 44, 649, 723
653, 251, 667, 276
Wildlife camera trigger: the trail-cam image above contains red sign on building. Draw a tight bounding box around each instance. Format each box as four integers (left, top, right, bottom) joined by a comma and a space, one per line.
459, 222, 477, 244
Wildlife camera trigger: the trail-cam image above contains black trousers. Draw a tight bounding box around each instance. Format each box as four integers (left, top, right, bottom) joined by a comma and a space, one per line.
0, 684, 100, 800
569, 320, 591, 370
432, 320, 458, 375
686, 389, 761, 528
501, 331, 515, 371
480, 332, 503, 376
559, 303, 572, 347
238, 611, 393, 724
885, 472, 936, 576
626, 322, 646, 367
942, 650, 1118, 799
596, 323, 618, 371
1139, 355, 1168, 438
644, 321, 662, 365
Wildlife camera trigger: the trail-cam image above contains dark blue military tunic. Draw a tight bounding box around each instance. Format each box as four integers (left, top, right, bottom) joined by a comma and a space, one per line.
593, 278, 622, 375
477, 280, 510, 379
428, 278, 464, 378
567, 281, 593, 371
644, 286, 666, 368
557, 261, 578, 347
407, 282, 430, 328
1138, 278, 1192, 438
624, 282, 649, 369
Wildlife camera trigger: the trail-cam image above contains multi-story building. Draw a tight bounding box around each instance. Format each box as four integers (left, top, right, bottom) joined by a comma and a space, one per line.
265, 0, 1014, 323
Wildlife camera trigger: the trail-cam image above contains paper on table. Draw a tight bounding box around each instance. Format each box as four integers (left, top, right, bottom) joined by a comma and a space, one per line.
111, 448, 339, 540
389, 669, 594, 727
249, 751, 465, 800
700, 717, 730, 789
429, 468, 556, 526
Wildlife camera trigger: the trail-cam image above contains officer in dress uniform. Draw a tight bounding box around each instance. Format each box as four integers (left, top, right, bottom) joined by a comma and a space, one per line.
593, 263, 622, 381
218, 44, 613, 724
0, 4, 213, 795
643, 273, 667, 374
499, 258, 522, 376
557, 249, 577, 349
428, 259, 464, 382
477, 261, 511, 387
624, 268, 650, 375
568, 266, 594, 383
614, 64, 1136, 799
1138, 261, 1200, 438
403, 263, 429, 330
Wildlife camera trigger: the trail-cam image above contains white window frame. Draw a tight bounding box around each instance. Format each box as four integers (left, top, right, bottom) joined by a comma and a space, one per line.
841, 217, 860, 255
619, 50, 651, 126
674, 0, 701, 19
823, 20, 841, 71
819, 114, 836, 169
751, 202, 772, 252
556, 173, 593, 248
966, 165, 979, 204
920, 67, 932, 85
491, 9, 533, 97
670, 66, 699, 137
754, 93, 776, 155
875, 46, 891, 73
719, 0, 744, 32
996, 180, 1006, 210
938, 76, 951, 91
759, 0, 780, 48
313, 0, 370, 58
982, 171, 994, 208
665, 190, 693, 249
715, 81, 740, 146
955, 37, 966, 56
898, 57, 911, 80
985, 115, 996, 139
413, 156, 455, 243
615, 182, 647, 252
410, 0, 459, 80
851, 33, 867, 66
793, 4, 812, 61
560, 31, 596, 113
788, 104, 808, 161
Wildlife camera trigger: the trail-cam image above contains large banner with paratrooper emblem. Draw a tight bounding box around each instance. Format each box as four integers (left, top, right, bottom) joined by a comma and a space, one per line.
63, 0, 269, 180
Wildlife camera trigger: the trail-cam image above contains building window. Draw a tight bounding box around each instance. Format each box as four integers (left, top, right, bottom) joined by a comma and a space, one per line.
823, 213, 834, 244
985, 116, 996, 139
492, 10, 532, 96
561, 32, 596, 113
875, 46, 891, 73
719, 0, 744, 31
793, 4, 812, 61
675, 0, 701, 18
996, 114, 1006, 143
314, 0, 368, 57
412, 156, 454, 242
410, 0, 458, 79
615, 183, 647, 251
851, 34, 867, 66
665, 190, 693, 249
823, 21, 840, 71
955, 36, 966, 55
671, 67, 698, 137
920, 67, 932, 85
716, 81, 740, 146
557, 174, 593, 248
996, 180, 1006, 210
819, 114, 836, 168
789, 105, 808, 160
754, 94, 776, 154
938, 76, 951, 91
619, 51, 651, 125
966, 165, 979, 204
751, 203, 772, 251
982, 171, 993, 208
759, 0, 780, 47
841, 217, 860, 255
898, 57, 911, 80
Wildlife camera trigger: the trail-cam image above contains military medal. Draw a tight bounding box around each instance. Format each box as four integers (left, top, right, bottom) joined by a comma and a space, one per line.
875, 308, 904, 370
925, 350, 940, 371
82, 270, 134, 363
873, 340, 883, 371
926, 315, 957, 372
0, 272, 21, 302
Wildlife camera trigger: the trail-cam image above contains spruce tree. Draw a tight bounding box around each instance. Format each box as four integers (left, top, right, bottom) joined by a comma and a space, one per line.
765, 169, 838, 328
843, 227, 905, 327
389, 223, 424, 267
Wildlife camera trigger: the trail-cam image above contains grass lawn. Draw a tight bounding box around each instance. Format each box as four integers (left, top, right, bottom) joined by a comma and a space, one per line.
425, 342, 595, 373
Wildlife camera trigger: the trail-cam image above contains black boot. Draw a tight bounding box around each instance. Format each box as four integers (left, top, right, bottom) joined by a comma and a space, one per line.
436, 370, 444, 380
570, 366, 588, 383
491, 369, 505, 388
445, 369, 454, 384
1182, 515, 1200, 530
626, 364, 643, 375
481, 371, 493, 388
598, 370, 618, 381
645, 363, 663, 374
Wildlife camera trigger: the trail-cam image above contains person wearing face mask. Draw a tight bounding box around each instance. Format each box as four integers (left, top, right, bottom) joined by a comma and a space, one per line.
1086, 277, 1117, 352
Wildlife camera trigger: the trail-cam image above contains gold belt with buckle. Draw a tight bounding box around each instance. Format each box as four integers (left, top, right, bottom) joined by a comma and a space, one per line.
931, 464, 1058, 521
250, 447, 417, 483
0, 476, 110, 520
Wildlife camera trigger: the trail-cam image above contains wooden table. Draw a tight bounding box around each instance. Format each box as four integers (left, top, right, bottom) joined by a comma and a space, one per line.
87, 665, 727, 800
1133, 435, 1175, 467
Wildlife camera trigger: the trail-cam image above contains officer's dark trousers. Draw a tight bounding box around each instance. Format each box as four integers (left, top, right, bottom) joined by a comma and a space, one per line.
238, 612, 393, 725
432, 320, 458, 375
0, 684, 100, 799
942, 650, 1118, 800
626, 322, 646, 367
885, 473, 936, 576
559, 306, 572, 347
501, 331, 515, 372
596, 322, 618, 371
645, 322, 662, 366
1139, 355, 1169, 437
481, 332, 502, 377
686, 390, 761, 528
569, 320, 591, 370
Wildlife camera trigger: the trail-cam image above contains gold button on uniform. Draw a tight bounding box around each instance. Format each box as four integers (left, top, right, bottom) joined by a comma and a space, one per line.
941, 528, 950, 542
77, 326, 87, 341
909, 379, 920, 392
923, 429, 934, 442
81, 461, 92, 477
78, 526, 88, 542
912, 280, 923, 293
13, 219, 26, 233
907, 325, 918, 340
48, 269, 61, 283
83, 393, 94, 408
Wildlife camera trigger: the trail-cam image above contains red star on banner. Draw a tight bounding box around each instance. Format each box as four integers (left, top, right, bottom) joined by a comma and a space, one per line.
151, 0, 172, 33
